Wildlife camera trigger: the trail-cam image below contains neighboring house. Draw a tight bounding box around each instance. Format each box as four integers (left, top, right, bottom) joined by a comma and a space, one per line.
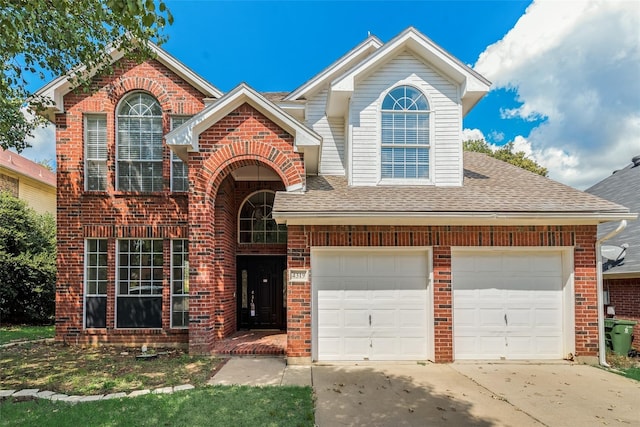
0, 149, 56, 216
36, 27, 634, 364
586, 156, 640, 323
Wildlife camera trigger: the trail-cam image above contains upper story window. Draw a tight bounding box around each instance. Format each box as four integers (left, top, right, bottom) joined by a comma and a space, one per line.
238, 190, 287, 244
85, 114, 107, 191
381, 85, 430, 180
170, 116, 191, 192
117, 92, 163, 192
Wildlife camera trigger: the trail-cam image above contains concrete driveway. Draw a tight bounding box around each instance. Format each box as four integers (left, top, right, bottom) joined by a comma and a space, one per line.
313, 362, 640, 427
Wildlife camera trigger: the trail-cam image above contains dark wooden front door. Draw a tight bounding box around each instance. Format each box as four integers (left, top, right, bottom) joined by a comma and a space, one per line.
237, 256, 286, 330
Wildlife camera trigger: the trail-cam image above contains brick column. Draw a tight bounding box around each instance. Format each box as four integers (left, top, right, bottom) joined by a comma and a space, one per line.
433, 245, 453, 362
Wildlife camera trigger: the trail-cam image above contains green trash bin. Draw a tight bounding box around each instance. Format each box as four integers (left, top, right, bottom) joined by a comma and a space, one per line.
604, 318, 615, 350
609, 319, 637, 356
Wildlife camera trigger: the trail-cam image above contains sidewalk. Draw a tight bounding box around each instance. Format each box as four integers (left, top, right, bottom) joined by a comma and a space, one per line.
207, 356, 311, 386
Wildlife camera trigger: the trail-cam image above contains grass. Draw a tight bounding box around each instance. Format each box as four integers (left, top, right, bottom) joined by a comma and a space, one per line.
0, 341, 223, 395
0, 325, 54, 345
0, 385, 315, 427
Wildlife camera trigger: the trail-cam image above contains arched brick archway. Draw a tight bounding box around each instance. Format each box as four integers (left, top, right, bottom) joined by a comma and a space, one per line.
187, 104, 306, 353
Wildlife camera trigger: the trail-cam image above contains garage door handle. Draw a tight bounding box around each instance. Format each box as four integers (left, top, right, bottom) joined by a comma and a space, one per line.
369, 314, 372, 326
504, 314, 508, 326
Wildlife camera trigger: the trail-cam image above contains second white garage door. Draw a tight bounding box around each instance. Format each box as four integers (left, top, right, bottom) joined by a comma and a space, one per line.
452, 250, 566, 360
312, 249, 430, 361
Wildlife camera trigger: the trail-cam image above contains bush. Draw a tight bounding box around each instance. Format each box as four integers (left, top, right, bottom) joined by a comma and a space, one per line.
0, 192, 56, 324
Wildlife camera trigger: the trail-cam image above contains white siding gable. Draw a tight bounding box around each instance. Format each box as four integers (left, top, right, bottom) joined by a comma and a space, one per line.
307, 89, 346, 175
349, 52, 462, 186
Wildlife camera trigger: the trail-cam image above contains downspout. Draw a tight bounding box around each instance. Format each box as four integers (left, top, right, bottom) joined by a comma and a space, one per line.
595, 220, 627, 367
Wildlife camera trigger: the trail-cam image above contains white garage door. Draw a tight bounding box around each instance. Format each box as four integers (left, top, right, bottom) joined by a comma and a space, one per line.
313, 250, 429, 361
452, 251, 564, 360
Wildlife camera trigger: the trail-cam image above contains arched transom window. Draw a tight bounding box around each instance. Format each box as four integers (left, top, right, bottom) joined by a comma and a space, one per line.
239, 191, 287, 244
381, 85, 430, 180
117, 92, 163, 192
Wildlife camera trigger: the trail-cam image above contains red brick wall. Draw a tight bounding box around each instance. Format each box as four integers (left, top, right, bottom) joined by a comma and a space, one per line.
605, 278, 640, 322
187, 104, 305, 353
286, 225, 599, 362
55, 57, 207, 346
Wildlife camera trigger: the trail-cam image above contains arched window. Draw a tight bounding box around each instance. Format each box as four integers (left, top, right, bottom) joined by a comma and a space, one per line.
381, 85, 430, 180
238, 191, 287, 243
117, 92, 163, 191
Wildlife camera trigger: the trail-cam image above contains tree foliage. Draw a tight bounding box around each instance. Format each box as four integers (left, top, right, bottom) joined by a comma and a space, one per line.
463, 139, 548, 177
0, 192, 56, 324
0, 0, 173, 151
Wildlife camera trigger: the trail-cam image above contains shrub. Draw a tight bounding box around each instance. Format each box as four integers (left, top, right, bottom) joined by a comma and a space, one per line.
0, 192, 56, 324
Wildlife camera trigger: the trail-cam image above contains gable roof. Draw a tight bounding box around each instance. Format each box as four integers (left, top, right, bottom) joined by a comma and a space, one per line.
284, 34, 383, 101
0, 149, 56, 188
273, 152, 634, 226
166, 83, 322, 174
586, 155, 640, 277
325, 27, 491, 117
35, 41, 223, 122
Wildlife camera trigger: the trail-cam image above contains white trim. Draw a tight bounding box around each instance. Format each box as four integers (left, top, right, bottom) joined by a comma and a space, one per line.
170, 115, 192, 192
273, 212, 637, 226
166, 83, 322, 167
170, 239, 189, 329
327, 27, 491, 118
83, 238, 108, 330
83, 113, 108, 192
311, 246, 434, 362
34, 40, 222, 122
285, 36, 383, 101
450, 247, 575, 361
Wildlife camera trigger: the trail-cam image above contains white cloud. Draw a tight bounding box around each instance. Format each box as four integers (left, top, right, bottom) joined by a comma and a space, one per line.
462, 128, 486, 141
475, 0, 640, 189
17, 108, 56, 169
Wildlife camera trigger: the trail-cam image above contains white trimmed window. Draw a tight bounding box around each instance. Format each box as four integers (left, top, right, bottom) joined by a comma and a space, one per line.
116, 239, 163, 328
170, 116, 190, 192
85, 115, 107, 191
84, 239, 108, 328
117, 92, 163, 192
171, 239, 189, 328
238, 190, 287, 244
381, 85, 430, 180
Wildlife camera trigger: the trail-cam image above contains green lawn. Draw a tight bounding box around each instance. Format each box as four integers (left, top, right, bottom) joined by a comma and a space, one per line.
618, 366, 640, 381
0, 386, 314, 427
0, 325, 54, 345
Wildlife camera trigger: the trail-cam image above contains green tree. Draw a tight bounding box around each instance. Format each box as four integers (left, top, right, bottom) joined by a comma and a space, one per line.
0, 192, 56, 324
463, 139, 548, 177
0, 0, 173, 151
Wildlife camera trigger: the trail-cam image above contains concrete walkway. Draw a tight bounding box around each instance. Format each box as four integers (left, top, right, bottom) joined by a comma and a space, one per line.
210, 358, 640, 427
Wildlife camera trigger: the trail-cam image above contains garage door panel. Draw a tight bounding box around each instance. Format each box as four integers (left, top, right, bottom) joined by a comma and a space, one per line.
315, 250, 429, 361
453, 251, 564, 360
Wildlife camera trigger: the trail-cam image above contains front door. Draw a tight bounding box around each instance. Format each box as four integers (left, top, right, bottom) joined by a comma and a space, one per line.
237, 256, 286, 329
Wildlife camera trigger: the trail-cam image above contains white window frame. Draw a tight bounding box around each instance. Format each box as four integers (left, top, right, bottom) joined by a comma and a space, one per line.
115, 239, 164, 329
83, 238, 108, 329
170, 239, 189, 329
170, 116, 191, 192
115, 92, 164, 192
237, 190, 288, 244
84, 114, 108, 191
378, 85, 433, 185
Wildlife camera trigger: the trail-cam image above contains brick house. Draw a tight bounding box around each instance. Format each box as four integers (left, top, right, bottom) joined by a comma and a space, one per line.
37, 27, 634, 363
586, 156, 640, 323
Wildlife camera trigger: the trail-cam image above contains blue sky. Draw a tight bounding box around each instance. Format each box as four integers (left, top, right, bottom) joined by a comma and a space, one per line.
22, 0, 640, 189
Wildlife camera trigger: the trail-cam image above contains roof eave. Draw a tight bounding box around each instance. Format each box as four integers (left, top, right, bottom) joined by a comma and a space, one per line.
273, 211, 637, 226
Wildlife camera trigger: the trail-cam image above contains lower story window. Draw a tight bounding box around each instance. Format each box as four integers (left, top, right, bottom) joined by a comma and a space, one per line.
116, 239, 163, 328
85, 239, 108, 328
171, 240, 189, 328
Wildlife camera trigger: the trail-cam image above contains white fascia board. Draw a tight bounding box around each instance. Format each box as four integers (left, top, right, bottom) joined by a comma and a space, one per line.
147, 43, 222, 98
328, 27, 491, 117
166, 83, 322, 163
285, 36, 382, 101
33, 41, 222, 122
273, 211, 637, 226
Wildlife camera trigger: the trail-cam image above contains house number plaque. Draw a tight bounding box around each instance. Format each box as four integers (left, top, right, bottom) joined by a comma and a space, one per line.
289, 269, 309, 283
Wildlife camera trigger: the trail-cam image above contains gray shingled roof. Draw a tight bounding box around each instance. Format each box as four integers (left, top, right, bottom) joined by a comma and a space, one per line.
586, 156, 640, 276
274, 152, 629, 216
